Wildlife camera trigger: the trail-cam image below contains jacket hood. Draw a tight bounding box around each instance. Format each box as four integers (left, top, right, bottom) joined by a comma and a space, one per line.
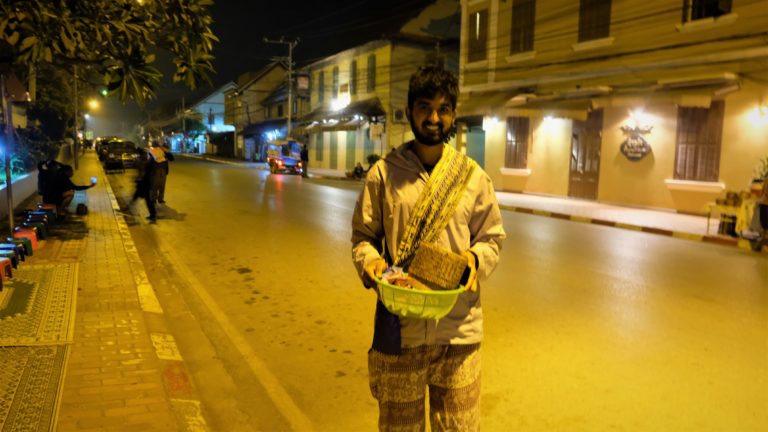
383, 141, 436, 174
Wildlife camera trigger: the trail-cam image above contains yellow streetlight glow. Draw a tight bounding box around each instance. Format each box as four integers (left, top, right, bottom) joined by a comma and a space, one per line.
88, 98, 100, 110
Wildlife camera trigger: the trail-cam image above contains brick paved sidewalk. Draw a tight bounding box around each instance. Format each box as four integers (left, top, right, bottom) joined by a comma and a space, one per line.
13, 153, 208, 431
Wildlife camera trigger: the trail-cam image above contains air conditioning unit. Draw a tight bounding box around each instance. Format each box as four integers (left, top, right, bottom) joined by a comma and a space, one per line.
392, 108, 408, 124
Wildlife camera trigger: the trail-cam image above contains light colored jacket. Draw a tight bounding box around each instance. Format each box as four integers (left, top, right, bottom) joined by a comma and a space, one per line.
351, 142, 506, 346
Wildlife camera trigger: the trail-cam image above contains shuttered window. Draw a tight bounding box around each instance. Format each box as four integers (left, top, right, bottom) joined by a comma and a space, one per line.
682, 0, 732, 22
674, 101, 724, 181
511, 0, 536, 54
332, 66, 339, 99
350, 61, 357, 96
505, 117, 530, 168
578, 0, 612, 42
318, 71, 325, 103
468, 9, 488, 63
367, 55, 376, 93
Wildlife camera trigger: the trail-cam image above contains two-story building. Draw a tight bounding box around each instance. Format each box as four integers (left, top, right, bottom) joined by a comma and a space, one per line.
185, 82, 236, 154
297, 0, 460, 177
225, 62, 311, 161
458, 0, 768, 214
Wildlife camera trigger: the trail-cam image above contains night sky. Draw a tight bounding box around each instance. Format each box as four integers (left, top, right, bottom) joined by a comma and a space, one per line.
162, 0, 438, 104
96, 0, 440, 138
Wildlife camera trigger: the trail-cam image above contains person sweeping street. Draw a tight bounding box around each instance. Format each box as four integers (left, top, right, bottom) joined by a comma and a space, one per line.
351, 65, 506, 431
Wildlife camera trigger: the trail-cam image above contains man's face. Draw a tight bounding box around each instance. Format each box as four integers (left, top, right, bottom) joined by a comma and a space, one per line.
406, 93, 455, 146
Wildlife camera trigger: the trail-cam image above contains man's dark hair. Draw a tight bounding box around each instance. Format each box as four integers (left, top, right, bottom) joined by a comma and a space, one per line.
407, 66, 459, 110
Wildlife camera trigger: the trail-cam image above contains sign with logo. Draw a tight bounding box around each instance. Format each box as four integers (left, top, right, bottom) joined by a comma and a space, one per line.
297, 76, 309, 90
620, 125, 653, 161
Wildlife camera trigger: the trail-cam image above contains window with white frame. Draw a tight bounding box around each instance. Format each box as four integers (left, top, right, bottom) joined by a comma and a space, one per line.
468, 9, 488, 63
505, 117, 530, 168
674, 100, 724, 181
682, 0, 731, 22
578, 0, 612, 42
511, 0, 536, 54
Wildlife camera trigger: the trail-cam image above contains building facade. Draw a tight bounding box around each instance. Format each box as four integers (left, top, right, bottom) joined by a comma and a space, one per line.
297, 0, 460, 177
458, 0, 768, 214
225, 63, 311, 161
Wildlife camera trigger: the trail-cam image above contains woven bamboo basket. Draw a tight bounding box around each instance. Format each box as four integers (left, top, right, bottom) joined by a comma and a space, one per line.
408, 242, 466, 291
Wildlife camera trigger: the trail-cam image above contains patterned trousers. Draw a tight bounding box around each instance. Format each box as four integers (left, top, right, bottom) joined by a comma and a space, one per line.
368, 344, 481, 431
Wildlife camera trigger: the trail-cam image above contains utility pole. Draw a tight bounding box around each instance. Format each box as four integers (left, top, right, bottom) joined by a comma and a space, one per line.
263, 37, 299, 139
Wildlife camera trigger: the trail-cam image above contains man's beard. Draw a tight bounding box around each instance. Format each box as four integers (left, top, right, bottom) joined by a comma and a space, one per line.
409, 118, 456, 146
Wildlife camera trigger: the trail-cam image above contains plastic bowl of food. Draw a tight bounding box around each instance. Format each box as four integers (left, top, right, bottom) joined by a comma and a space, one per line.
375, 274, 465, 320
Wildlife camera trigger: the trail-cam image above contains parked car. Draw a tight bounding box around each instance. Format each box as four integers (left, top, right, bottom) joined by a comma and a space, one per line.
95, 136, 121, 161
102, 140, 139, 172
266, 139, 304, 175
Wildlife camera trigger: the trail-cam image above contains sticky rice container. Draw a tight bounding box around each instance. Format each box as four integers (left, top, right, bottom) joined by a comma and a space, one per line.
376, 275, 465, 320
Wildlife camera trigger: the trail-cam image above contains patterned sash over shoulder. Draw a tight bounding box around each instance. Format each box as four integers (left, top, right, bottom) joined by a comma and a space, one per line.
394, 144, 476, 268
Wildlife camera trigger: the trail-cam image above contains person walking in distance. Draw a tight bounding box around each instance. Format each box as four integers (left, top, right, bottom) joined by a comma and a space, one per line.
300, 144, 309, 178
147, 141, 173, 204
131, 148, 158, 223
351, 65, 506, 431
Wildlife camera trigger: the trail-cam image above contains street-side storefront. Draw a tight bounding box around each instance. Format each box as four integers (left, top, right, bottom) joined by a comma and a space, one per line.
460, 80, 768, 215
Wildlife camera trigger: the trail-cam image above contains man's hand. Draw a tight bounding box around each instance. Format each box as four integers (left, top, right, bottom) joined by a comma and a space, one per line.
461, 250, 478, 292
363, 258, 388, 288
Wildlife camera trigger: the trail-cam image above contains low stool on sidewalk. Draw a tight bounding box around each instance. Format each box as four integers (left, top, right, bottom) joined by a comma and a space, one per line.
0, 250, 19, 269
6, 237, 33, 256
25, 210, 51, 222
37, 204, 57, 220
13, 229, 38, 252
25, 215, 49, 233
0, 243, 25, 262
21, 221, 47, 239
0, 257, 12, 281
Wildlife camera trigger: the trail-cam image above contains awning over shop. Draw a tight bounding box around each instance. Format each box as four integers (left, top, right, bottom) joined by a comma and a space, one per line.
298, 97, 386, 124
242, 119, 286, 136
338, 98, 386, 118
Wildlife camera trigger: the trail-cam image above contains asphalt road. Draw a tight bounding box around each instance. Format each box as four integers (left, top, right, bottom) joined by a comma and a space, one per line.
106, 156, 767, 432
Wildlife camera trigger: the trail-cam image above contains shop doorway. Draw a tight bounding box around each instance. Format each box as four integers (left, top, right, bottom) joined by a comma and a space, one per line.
466, 126, 486, 168
330, 132, 338, 169
569, 109, 603, 200
346, 131, 356, 170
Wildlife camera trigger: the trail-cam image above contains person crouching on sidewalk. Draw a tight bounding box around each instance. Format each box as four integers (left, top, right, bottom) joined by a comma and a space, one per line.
44, 164, 95, 218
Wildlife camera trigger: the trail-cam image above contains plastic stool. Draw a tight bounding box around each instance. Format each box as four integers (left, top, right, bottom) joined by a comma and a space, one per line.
0, 250, 18, 269
25, 212, 50, 224
6, 237, 32, 256
0, 257, 11, 281
37, 204, 57, 220
22, 221, 46, 239
0, 243, 25, 262
13, 230, 38, 252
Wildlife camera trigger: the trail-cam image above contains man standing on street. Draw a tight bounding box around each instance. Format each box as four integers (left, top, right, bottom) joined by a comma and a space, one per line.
300, 143, 309, 178
351, 65, 505, 431
148, 141, 173, 203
